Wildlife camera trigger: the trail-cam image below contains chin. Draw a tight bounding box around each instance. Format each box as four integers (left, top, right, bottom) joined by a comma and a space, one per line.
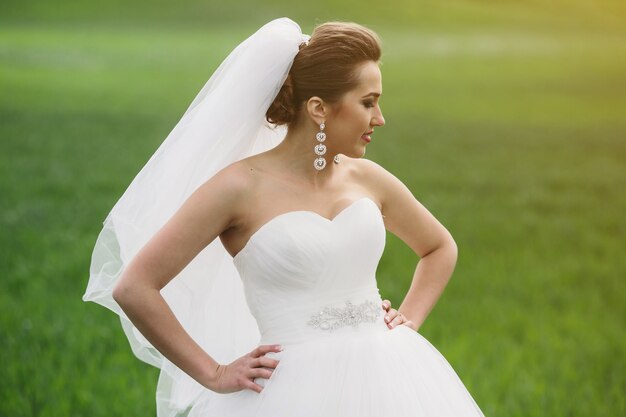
343, 149, 365, 159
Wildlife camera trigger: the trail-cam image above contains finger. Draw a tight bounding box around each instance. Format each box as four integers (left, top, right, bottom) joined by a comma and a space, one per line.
249, 356, 279, 369
389, 314, 404, 328
255, 356, 280, 369
381, 299, 391, 311
251, 344, 282, 358
243, 380, 263, 394
384, 308, 398, 324
249, 367, 274, 380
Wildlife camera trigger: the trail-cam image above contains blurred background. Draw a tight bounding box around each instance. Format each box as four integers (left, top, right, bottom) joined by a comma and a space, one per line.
1, 0, 624, 415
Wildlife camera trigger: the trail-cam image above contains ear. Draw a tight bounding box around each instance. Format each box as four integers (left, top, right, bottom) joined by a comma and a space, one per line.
305, 96, 331, 125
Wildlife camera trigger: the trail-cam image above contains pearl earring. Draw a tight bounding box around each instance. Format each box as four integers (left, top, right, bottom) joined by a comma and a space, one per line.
313, 122, 327, 171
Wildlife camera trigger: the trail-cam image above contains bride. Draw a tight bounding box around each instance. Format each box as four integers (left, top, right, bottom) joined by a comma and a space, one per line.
84, 17, 486, 416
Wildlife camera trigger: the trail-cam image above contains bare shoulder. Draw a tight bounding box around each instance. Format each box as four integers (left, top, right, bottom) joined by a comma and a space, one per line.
208, 158, 255, 193
344, 156, 411, 211
347, 156, 454, 257
344, 155, 395, 179
196, 158, 258, 223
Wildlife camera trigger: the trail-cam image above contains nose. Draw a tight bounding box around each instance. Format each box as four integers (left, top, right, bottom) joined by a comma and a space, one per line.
373, 106, 385, 127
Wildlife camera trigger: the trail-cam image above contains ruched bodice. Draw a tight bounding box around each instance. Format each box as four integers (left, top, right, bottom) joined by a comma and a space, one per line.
232, 197, 388, 344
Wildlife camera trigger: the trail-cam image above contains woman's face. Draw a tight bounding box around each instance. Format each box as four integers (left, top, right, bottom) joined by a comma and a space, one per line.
327, 61, 385, 158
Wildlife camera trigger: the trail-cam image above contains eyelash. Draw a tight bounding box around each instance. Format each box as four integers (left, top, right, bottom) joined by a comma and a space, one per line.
363, 102, 375, 108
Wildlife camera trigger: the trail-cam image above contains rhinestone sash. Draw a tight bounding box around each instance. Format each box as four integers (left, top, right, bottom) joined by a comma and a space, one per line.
255, 285, 388, 345
307, 299, 380, 331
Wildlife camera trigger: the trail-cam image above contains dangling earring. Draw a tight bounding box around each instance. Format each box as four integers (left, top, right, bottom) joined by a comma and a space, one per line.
313, 122, 327, 171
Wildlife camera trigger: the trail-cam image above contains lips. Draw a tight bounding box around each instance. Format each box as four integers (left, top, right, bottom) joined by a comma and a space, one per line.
361, 130, 373, 143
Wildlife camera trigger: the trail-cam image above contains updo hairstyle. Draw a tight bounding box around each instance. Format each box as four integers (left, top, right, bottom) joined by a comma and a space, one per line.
265, 21, 382, 126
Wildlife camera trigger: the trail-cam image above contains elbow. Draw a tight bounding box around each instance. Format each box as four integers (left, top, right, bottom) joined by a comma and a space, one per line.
112, 268, 158, 308
112, 274, 135, 307
112, 281, 127, 306
419, 232, 458, 261
448, 235, 458, 263
442, 232, 458, 270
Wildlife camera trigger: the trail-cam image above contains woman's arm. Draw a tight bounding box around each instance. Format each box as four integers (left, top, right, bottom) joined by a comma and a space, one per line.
112, 163, 281, 393
359, 159, 458, 332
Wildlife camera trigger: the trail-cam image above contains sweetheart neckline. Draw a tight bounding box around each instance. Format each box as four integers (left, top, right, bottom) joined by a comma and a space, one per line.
232, 196, 381, 263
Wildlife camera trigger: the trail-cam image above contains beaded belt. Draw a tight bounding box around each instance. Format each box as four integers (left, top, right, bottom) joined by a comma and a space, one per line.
256, 286, 387, 345
306, 299, 380, 331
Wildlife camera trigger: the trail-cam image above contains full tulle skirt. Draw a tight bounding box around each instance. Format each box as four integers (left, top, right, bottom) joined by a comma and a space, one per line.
188, 318, 485, 417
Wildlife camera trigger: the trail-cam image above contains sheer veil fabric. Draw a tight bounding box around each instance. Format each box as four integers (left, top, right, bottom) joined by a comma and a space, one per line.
83, 18, 307, 415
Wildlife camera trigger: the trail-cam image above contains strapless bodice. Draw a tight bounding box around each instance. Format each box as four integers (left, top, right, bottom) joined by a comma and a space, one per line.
233, 197, 388, 344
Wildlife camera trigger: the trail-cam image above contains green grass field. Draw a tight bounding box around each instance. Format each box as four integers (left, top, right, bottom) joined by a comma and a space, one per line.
1, 1, 625, 416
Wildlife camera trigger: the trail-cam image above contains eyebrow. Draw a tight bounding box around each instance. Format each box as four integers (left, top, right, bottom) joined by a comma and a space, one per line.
362, 92, 381, 98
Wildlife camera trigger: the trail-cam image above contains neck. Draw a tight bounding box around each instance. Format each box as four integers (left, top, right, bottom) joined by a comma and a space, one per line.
269, 121, 337, 189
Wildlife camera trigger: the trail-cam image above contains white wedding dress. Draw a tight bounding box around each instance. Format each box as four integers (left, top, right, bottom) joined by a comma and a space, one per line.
185, 196, 485, 416
82, 18, 487, 416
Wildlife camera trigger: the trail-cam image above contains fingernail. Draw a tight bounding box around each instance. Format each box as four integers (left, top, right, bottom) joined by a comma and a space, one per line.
277, 345, 283, 351
384, 316, 390, 322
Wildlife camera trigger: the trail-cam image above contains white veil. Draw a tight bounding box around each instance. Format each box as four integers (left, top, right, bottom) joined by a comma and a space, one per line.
82, 17, 308, 416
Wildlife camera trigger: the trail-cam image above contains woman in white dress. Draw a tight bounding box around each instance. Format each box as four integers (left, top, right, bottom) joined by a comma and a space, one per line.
84, 17, 486, 416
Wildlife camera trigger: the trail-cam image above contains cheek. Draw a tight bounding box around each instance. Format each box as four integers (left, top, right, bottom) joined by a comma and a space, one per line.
331, 105, 368, 134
